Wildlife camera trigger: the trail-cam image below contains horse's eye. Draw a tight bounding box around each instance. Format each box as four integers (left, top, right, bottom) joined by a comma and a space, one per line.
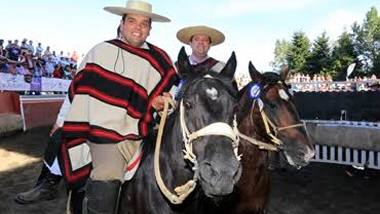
267, 101, 277, 109
184, 101, 192, 109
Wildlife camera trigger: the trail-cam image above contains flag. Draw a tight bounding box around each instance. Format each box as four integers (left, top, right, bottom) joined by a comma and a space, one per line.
346, 63, 356, 79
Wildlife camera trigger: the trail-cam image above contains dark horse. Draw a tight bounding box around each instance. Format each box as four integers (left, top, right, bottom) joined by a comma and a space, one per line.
229, 63, 315, 213
172, 63, 316, 214
118, 47, 242, 214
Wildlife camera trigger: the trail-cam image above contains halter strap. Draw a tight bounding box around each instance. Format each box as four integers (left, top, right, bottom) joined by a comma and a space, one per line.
238, 83, 304, 151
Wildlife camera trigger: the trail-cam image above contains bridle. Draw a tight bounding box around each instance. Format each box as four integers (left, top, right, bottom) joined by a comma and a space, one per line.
154, 76, 240, 205
238, 80, 304, 151
179, 99, 240, 163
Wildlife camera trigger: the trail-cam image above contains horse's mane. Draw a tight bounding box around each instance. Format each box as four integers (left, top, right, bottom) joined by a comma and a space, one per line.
237, 84, 252, 116
140, 111, 178, 162
140, 131, 157, 160
262, 72, 284, 85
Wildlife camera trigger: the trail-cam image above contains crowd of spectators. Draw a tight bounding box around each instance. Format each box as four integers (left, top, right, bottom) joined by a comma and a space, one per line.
287, 73, 379, 92
235, 72, 380, 92
0, 38, 78, 80
2, 38, 378, 93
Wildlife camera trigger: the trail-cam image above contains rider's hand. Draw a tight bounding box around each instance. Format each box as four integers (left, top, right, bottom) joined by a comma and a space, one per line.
152, 92, 172, 111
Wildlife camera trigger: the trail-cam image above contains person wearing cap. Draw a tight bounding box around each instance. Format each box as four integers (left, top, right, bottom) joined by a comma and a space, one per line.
176, 25, 226, 73
60, 1, 178, 213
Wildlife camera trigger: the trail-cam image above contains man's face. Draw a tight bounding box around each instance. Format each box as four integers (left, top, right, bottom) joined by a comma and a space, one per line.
189, 34, 211, 57
120, 13, 151, 47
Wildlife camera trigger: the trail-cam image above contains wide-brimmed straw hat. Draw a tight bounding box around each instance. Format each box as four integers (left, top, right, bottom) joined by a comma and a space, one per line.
104, 0, 170, 22
176, 25, 225, 46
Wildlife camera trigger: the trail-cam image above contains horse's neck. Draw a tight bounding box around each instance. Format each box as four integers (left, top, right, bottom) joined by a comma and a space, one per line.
238, 108, 269, 144
237, 110, 272, 170
160, 115, 194, 183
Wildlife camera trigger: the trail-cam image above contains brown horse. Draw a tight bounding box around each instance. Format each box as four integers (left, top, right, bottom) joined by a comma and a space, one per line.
231, 63, 315, 213
70, 61, 315, 214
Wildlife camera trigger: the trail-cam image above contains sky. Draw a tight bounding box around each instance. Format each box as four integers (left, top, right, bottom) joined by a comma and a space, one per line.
2, 0, 380, 76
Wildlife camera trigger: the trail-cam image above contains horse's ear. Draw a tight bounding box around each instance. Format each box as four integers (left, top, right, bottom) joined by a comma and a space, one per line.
280, 66, 291, 81
248, 61, 263, 83
177, 46, 192, 79
220, 51, 237, 81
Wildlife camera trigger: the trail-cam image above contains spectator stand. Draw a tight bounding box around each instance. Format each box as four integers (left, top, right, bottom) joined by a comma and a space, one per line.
0, 37, 80, 135
0, 72, 69, 133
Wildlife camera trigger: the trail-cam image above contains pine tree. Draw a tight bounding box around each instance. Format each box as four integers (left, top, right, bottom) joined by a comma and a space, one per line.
287, 31, 311, 73
351, 6, 380, 76
331, 30, 359, 80
307, 32, 332, 76
271, 39, 291, 71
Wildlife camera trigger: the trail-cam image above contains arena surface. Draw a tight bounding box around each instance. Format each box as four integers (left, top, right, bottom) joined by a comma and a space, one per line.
1, 126, 379, 214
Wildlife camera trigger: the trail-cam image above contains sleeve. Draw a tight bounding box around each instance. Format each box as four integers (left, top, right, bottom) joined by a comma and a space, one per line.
168, 60, 181, 99
55, 95, 71, 127
56, 46, 95, 125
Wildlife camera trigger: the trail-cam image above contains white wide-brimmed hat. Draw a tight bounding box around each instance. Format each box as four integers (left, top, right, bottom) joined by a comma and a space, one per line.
104, 0, 170, 22
176, 25, 225, 46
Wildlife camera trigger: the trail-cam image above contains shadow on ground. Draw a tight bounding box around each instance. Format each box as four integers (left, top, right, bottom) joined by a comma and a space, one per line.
0, 126, 67, 214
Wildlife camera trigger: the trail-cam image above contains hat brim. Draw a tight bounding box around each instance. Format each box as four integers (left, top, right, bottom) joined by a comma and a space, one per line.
176, 26, 225, 46
104, 7, 170, 22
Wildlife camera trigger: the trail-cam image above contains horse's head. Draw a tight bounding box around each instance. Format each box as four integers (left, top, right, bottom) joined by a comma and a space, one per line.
175, 47, 241, 197
237, 63, 314, 169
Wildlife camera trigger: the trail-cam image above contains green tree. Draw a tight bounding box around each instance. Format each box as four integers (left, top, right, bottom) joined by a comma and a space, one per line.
351, 6, 380, 76
271, 39, 291, 71
307, 31, 332, 76
330, 30, 359, 80
287, 31, 311, 73
372, 54, 380, 76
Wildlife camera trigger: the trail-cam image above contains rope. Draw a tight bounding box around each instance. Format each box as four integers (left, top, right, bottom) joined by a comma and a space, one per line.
66, 190, 72, 214
261, 111, 282, 146
238, 132, 279, 151
238, 99, 304, 151
154, 97, 197, 205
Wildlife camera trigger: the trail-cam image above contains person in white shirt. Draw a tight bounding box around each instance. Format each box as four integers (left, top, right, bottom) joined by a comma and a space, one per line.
35, 43, 43, 58
28, 40, 35, 56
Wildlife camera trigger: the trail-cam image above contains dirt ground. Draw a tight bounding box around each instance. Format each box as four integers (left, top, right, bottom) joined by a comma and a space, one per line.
0, 126, 379, 214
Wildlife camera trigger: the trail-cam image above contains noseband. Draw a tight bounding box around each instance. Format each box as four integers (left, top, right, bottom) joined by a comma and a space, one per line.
179, 100, 240, 163
155, 93, 240, 205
